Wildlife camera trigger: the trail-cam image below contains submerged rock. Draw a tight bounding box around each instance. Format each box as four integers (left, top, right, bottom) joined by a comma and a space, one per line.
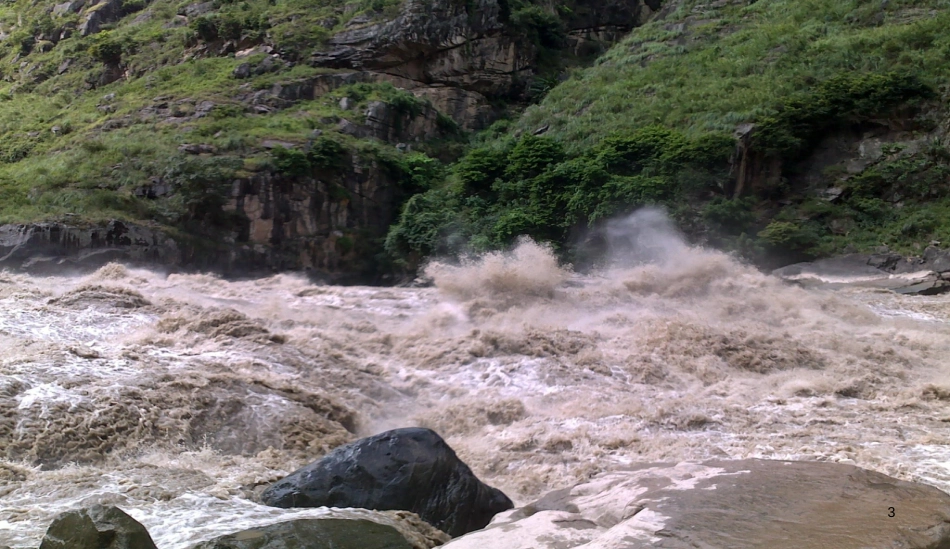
190, 518, 414, 549
441, 459, 950, 549
774, 251, 950, 295
260, 427, 513, 537
39, 505, 157, 549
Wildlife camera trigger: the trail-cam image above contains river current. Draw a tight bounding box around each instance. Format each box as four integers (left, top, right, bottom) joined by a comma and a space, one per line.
1, 213, 949, 548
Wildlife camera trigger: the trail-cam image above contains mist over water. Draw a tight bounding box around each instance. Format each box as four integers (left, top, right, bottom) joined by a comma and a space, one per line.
1, 209, 949, 547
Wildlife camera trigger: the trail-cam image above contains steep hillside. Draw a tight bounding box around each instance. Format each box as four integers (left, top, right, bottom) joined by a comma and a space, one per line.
0, 0, 657, 277
388, 0, 950, 269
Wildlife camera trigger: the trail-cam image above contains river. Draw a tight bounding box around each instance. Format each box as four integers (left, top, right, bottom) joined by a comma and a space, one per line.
1, 212, 948, 548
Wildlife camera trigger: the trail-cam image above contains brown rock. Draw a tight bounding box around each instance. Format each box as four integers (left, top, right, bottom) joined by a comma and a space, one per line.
442, 460, 950, 549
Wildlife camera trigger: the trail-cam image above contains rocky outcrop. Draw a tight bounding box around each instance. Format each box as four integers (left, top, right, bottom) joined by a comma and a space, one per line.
261, 427, 514, 538
442, 460, 950, 549
191, 518, 421, 549
305, 0, 659, 130
225, 153, 400, 278
774, 247, 950, 295
39, 505, 157, 549
0, 221, 179, 274
80, 0, 147, 36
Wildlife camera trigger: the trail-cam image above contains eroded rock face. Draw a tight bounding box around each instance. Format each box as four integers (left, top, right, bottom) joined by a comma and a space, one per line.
39, 505, 157, 549
307, 0, 658, 130
774, 248, 950, 295
442, 460, 950, 549
260, 427, 514, 538
0, 221, 179, 274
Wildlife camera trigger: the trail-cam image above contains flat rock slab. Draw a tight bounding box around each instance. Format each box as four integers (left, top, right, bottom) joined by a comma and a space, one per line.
774, 252, 950, 295
190, 518, 415, 549
442, 459, 950, 549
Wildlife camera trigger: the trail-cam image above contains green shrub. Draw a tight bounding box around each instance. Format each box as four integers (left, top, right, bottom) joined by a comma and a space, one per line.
757, 221, 820, 253
89, 33, 123, 65
754, 73, 934, 158
190, 16, 219, 42
504, 135, 565, 181
162, 155, 242, 222
271, 146, 310, 177
702, 196, 757, 235
308, 137, 346, 171
455, 146, 508, 197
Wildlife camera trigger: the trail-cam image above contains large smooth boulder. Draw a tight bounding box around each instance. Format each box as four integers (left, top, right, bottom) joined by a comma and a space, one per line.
38, 505, 157, 549
190, 518, 414, 549
442, 459, 950, 549
261, 427, 513, 537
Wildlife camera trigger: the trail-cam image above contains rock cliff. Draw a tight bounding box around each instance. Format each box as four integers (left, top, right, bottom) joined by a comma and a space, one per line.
0, 0, 663, 277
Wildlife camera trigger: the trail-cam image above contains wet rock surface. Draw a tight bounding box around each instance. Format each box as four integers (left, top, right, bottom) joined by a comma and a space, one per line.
39, 505, 157, 549
189, 518, 415, 549
0, 221, 179, 274
442, 459, 950, 549
261, 427, 514, 537
774, 248, 950, 295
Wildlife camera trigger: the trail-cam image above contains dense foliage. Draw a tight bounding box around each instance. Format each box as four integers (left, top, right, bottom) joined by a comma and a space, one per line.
387, 0, 950, 268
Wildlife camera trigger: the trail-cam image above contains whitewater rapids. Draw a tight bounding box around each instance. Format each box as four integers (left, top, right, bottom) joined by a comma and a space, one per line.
1, 214, 948, 548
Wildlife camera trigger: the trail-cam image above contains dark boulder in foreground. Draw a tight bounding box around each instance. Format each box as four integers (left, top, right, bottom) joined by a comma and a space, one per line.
261, 427, 513, 537
442, 459, 950, 549
38, 505, 157, 549
190, 518, 414, 549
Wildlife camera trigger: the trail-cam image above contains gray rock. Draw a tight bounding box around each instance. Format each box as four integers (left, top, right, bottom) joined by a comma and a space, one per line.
337, 118, 367, 138
189, 519, 414, 549
253, 56, 279, 75
338, 96, 352, 110
39, 505, 157, 549
0, 221, 180, 274
180, 1, 214, 17
443, 460, 950, 549
233, 62, 251, 79
261, 139, 295, 149
195, 100, 216, 117
80, 0, 139, 37
261, 428, 513, 538
178, 143, 216, 154
53, 0, 85, 15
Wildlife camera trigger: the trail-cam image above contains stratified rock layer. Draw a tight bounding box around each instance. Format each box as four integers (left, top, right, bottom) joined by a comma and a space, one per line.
260, 427, 513, 537
442, 460, 950, 549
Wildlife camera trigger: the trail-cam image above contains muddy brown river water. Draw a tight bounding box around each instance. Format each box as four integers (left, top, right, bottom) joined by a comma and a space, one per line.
1, 215, 948, 548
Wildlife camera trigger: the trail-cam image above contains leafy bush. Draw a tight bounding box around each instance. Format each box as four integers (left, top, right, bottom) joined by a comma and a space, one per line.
308, 137, 346, 171
271, 147, 310, 177
190, 16, 219, 42
89, 32, 123, 65
162, 155, 242, 222
754, 73, 934, 158
757, 221, 820, 254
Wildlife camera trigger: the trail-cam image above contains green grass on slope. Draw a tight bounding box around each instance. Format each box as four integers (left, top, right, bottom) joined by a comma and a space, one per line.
386, 0, 950, 268
519, 0, 950, 149
0, 0, 414, 226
